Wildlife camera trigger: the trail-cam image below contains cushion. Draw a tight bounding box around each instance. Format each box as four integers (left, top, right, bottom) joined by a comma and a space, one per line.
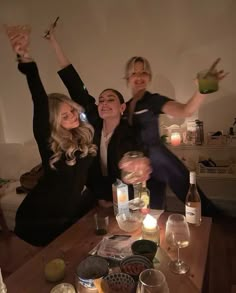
0, 181, 26, 231
0, 142, 40, 180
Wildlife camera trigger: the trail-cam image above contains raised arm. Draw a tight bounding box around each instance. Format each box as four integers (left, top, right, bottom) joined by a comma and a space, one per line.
162, 91, 206, 118
5, 26, 51, 165
44, 24, 98, 124
162, 58, 228, 118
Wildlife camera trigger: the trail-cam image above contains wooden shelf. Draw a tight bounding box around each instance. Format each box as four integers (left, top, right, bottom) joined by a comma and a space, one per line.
168, 144, 236, 150
197, 174, 236, 180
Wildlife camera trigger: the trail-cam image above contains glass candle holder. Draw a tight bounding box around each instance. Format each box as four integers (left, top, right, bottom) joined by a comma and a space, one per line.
170, 132, 181, 146
142, 214, 160, 243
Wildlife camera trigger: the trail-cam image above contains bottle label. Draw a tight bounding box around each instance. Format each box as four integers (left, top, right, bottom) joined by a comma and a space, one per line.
116, 182, 129, 215
189, 172, 196, 184
185, 205, 201, 224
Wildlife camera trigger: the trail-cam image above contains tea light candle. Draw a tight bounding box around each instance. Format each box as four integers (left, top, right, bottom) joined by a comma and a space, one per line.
142, 214, 159, 243
170, 132, 181, 146
143, 214, 157, 230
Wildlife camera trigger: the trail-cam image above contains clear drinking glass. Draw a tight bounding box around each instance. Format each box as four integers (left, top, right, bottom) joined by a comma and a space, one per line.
165, 214, 190, 274
197, 69, 219, 94
136, 269, 169, 293
197, 58, 221, 94
121, 151, 144, 199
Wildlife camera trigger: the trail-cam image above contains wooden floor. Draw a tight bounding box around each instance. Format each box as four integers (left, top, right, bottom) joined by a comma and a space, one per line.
206, 216, 236, 293
0, 217, 235, 293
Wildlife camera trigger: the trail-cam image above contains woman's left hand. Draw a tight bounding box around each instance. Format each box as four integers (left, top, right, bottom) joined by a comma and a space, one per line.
205, 57, 229, 81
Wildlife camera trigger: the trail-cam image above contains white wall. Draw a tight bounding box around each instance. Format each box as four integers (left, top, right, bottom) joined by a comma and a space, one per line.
0, 0, 235, 143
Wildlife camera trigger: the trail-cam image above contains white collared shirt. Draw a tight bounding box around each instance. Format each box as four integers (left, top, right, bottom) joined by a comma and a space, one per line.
100, 129, 113, 176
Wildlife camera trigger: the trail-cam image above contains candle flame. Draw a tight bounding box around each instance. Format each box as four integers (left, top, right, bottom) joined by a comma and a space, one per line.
143, 214, 157, 229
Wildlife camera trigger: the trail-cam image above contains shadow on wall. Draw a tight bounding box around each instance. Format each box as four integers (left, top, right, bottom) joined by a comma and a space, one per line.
151, 74, 185, 128
151, 74, 176, 100
199, 94, 236, 134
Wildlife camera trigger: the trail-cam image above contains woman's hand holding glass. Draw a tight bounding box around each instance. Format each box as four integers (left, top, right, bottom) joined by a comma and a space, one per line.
119, 151, 152, 185
165, 214, 190, 274
4, 24, 31, 58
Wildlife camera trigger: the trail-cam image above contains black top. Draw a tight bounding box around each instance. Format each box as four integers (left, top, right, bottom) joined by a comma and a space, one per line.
56, 68, 219, 216
58, 65, 140, 201
124, 91, 172, 147
14, 62, 94, 246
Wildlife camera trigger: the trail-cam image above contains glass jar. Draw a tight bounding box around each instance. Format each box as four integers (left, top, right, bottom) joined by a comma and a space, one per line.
142, 214, 160, 244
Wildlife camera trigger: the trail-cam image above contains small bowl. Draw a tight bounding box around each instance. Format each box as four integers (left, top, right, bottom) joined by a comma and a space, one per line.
102, 273, 135, 293
116, 212, 143, 232
131, 239, 158, 261
50, 283, 76, 293
120, 255, 153, 281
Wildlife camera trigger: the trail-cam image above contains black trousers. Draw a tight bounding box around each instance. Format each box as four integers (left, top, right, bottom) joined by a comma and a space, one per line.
147, 143, 219, 217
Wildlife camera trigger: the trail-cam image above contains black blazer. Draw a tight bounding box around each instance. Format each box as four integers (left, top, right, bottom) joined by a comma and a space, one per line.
58, 65, 139, 201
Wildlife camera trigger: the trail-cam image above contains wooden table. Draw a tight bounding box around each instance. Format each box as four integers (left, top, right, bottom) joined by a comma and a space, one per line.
5, 209, 212, 293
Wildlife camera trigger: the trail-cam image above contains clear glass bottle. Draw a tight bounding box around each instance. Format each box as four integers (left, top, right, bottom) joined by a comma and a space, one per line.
185, 171, 201, 226
112, 179, 129, 216
0, 269, 7, 293
121, 151, 144, 198
195, 120, 204, 145
140, 181, 150, 215
233, 118, 236, 135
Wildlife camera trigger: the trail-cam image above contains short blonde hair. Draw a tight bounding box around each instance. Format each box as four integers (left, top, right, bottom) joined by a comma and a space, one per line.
124, 56, 152, 80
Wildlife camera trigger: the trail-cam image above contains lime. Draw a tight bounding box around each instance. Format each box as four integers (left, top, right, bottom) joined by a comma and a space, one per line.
44, 258, 65, 282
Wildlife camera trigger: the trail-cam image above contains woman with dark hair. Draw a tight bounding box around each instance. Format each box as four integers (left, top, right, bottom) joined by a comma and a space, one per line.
5, 27, 97, 246
45, 27, 150, 208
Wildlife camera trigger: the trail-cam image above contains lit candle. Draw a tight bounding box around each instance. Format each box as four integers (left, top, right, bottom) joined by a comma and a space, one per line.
143, 214, 157, 230
142, 214, 159, 243
170, 132, 181, 146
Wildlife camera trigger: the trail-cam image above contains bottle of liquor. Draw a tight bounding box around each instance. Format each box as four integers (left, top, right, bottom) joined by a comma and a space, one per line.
140, 181, 150, 215
195, 120, 204, 145
112, 179, 129, 216
185, 171, 201, 226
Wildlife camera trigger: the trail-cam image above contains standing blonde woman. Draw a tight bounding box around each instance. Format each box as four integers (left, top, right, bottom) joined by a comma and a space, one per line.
5, 27, 97, 246
124, 56, 227, 216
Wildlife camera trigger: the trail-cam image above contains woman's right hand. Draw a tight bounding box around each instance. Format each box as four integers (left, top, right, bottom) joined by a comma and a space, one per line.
4, 25, 30, 57
119, 156, 152, 184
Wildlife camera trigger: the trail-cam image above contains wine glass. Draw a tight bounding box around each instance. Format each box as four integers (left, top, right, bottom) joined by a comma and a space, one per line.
121, 151, 144, 198
4, 24, 31, 56
165, 214, 190, 274
121, 151, 144, 182
136, 269, 169, 293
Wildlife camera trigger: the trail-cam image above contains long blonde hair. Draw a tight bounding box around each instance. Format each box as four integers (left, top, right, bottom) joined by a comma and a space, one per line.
48, 93, 97, 168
